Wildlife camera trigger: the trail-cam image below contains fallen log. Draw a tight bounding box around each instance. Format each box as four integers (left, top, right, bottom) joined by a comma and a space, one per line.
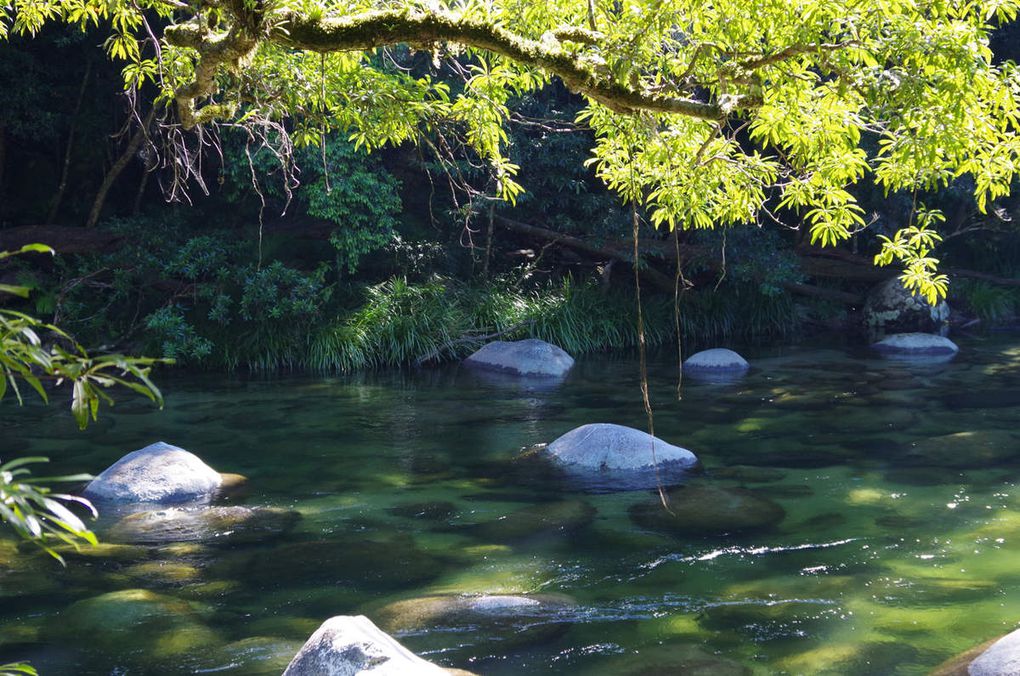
493, 216, 677, 291
0, 225, 125, 256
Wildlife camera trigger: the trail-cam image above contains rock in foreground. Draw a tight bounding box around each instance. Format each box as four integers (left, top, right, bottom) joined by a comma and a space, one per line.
464, 339, 574, 377
545, 423, 699, 491
931, 627, 1020, 676
282, 615, 451, 675
83, 442, 223, 504
872, 332, 959, 359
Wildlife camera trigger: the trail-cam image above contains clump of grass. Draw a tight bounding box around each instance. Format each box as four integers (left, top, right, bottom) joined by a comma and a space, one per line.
305, 276, 797, 373
953, 280, 1019, 323
309, 278, 466, 371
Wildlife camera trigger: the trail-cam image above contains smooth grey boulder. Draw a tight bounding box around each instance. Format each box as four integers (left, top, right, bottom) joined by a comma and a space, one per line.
282, 615, 450, 676
683, 349, 750, 381
864, 276, 950, 334
872, 332, 959, 359
464, 339, 574, 377
83, 442, 222, 504
545, 423, 699, 491
970, 629, 1020, 675
931, 627, 1020, 676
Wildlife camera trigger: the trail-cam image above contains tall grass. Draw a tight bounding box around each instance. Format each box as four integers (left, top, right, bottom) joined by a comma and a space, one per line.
305, 276, 799, 372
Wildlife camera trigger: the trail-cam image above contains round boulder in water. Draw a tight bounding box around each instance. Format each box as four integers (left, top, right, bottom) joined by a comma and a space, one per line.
629, 484, 786, 536
374, 593, 576, 648
464, 339, 574, 377
872, 332, 959, 360
83, 442, 223, 504
683, 349, 750, 381
545, 423, 699, 491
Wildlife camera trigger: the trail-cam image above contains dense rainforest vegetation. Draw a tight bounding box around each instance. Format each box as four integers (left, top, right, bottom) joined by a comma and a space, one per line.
0, 5, 1017, 373
3, 2, 1020, 675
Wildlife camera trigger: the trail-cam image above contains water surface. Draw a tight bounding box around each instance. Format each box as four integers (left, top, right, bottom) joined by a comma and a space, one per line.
3, 336, 1020, 674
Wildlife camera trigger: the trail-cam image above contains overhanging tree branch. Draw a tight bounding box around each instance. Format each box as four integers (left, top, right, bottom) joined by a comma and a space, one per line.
165, 8, 752, 129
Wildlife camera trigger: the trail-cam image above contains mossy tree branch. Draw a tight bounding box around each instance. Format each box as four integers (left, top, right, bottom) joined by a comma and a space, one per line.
165, 8, 753, 129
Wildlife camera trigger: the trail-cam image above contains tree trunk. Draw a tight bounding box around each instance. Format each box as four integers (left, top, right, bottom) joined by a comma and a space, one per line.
482, 201, 495, 278
85, 107, 156, 228
46, 60, 92, 225
0, 123, 7, 210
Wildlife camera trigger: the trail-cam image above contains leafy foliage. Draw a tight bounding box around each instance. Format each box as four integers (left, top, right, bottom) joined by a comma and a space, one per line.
3, 0, 1018, 300
221, 134, 403, 274
953, 280, 1020, 322
0, 245, 166, 567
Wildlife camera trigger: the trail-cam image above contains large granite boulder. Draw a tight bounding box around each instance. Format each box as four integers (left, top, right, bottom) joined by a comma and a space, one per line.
864, 277, 950, 334
872, 332, 959, 360
629, 484, 786, 536
682, 349, 750, 381
464, 339, 574, 377
374, 593, 576, 647
932, 627, 1020, 675
544, 423, 699, 491
83, 442, 223, 504
282, 615, 451, 675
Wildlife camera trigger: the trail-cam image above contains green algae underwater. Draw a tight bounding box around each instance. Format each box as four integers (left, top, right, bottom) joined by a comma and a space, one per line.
4, 337, 1020, 674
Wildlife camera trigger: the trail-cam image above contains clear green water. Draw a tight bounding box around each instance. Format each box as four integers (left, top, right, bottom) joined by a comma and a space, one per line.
4, 337, 1020, 674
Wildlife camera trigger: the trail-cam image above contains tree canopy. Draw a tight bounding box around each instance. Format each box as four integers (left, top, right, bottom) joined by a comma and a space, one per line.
3, 0, 1019, 301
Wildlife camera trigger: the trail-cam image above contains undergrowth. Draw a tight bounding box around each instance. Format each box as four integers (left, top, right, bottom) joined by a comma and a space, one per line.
303, 276, 798, 373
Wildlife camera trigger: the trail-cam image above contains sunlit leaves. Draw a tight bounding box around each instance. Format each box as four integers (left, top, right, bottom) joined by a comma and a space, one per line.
0, 456, 98, 564
874, 208, 950, 304
0, 246, 168, 428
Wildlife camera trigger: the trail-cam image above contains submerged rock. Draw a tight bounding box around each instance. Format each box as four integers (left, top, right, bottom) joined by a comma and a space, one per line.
55, 588, 220, 660
282, 615, 451, 675
199, 637, 305, 676
387, 501, 458, 521
374, 593, 576, 647
107, 505, 300, 545
682, 348, 750, 380
864, 277, 950, 334
902, 430, 1020, 468
464, 339, 574, 377
629, 484, 786, 536
543, 423, 699, 491
242, 535, 446, 590
711, 465, 786, 483
465, 499, 596, 541
590, 643, 751, 676
872, 333, 959, 359
83, 442, 223, 504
